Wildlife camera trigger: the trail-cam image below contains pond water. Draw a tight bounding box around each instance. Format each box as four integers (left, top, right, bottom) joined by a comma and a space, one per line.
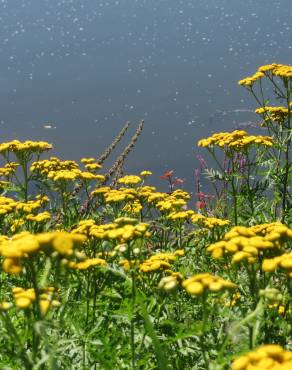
1, 0, 292, 191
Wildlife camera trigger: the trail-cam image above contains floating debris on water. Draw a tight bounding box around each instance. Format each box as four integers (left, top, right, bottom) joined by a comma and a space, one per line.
43, 124, 56, 129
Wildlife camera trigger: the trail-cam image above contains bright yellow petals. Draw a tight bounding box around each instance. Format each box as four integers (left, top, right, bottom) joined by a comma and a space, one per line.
238, 72, 264, 87
262, 253, 292, 277
191, 214, 230, 229
2, 258, 22, 274
231, 344, 292, 370
139, 251, 184, 273
26, 211, 51, 223
167, 210, 195, 221
207, 223, 292, 264
198, 130, 273, 150
12, 287, 59, 316
140, 170, 152, 177
0, 232, 86, 274
68, 258, 107, 270
182, 273, 236, 296
89, 219, 150, 244
118, 175, 142, 185
0, 140, 52, 156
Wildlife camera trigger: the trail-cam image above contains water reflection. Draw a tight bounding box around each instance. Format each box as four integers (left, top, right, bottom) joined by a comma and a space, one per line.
0, 0, 291, 191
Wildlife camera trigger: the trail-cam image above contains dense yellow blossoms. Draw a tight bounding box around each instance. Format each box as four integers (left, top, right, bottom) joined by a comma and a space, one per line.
262, 252, 292, 277
239, 63, 292, 87
26, 211, 51, 223
140, 250, 184, 273
12, 287, 59, 316
140, 170, 152, 177
118, 175, 142, 185
103, 188, 137, 203
255, 106, 291, 125
198, 130, 273, 150
31, 157, 105, 182
182, 273, 236, 296
73, 217, 150, 243
238, 71, 265, 87
31, 157, 79, 174
0, 140, 52, 155
123, 200, 143, 214
167, 210, 195, 221
0, 231, 86, 274
47, 169, 105, 182
191, 214, 230, 229
231, 344, 292, 370
68, 257, 107, 270
207, 223, 292, 263
0, 196, 49, 221
0, 163, 19, 177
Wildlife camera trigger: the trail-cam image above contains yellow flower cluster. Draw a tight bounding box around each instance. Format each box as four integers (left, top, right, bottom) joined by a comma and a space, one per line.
182, 273, 236, 296
90, 185, 190, 216
15, 196, 49, 213
139, 250, 184, 273
137, 186, 157, 200
80, 158, 102, 171
156, 190, 190, 212
11, 287, 60, 316
103, 188, 137, 203
84, 163, 102, 172
272, 64, 292, 78
47, 169, 104, 182
26, 211, 51, 223
118, 175, 142, 185
119, 259, 139, 271
0, 231, 86, 274
207, 223, 292, 263
88, 218, 150, 243
0, 196, 18, 215
91, 186, 111, 196
191, 214, 230, 229
262, 252, 292, 277
231, 344, 292, 370
255, 106, 290, 125
198, 130, 273, 150
238, 71, 265, 87
258, 63, 280, 73
68, 257, 107, 270
0, 163, 19, 177
238, 63, 292, 88
31, 157, 79, 174
0, 140, 52, 155
123, 200, 143, 214
0, 195, 48, 216
72, 219, 96, 236
140, 170, 152, 177
167, 210, 195, 221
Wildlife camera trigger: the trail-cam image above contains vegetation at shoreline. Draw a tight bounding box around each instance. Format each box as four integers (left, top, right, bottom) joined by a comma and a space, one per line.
0, 64, 291, 369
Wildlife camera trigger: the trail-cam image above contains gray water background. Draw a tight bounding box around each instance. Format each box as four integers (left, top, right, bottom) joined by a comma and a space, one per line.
1, 0, 292, 191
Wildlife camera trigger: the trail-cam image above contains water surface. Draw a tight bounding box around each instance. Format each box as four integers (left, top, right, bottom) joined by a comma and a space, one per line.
1, 0, 292, 190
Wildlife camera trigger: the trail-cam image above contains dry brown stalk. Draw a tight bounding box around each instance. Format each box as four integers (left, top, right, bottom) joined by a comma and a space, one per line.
103, 120, 144, 184
97, 121, 130, 165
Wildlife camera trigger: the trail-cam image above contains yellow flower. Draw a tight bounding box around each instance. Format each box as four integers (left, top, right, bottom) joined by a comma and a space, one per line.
140, 170, 152, 177
182, 273, 236, 296
231, 344, 292, 370
198, 130, 273, 150
118, 175, 142, 185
